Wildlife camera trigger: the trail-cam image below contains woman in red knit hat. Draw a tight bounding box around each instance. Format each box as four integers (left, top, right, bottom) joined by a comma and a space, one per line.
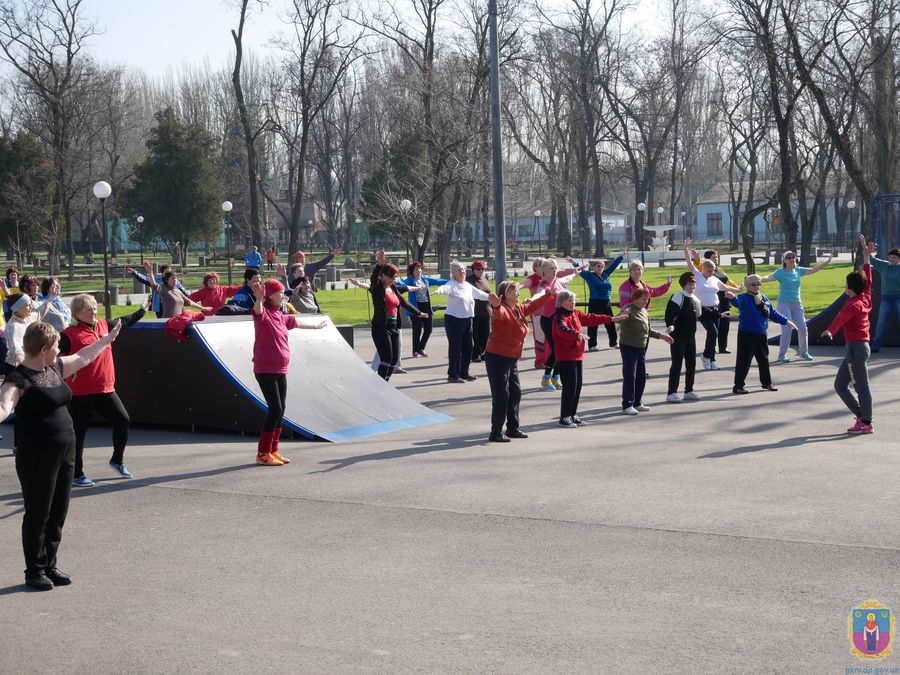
252, 278, 326, 466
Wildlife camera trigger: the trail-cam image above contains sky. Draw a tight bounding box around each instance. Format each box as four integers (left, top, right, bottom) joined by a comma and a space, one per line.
81, 0, 290, 77
80, 0, 665, 78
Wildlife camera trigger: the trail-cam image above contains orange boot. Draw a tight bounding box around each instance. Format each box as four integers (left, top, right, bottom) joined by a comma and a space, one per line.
269, 427, 290, 464
256, 431, 283, 466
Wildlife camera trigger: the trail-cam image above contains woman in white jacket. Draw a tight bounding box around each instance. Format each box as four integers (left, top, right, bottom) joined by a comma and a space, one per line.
434, 261, 490, 383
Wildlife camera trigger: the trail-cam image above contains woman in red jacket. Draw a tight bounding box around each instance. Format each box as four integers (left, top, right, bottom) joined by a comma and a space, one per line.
552, 290, 629, 427
483, 281, 549, 443
60, 294, 149, 486
188, 272, 242, 316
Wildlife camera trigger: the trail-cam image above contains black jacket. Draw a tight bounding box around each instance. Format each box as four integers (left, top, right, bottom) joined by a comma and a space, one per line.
369, 264, 418, 327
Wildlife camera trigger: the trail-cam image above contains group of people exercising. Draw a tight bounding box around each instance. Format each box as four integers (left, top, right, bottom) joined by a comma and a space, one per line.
2, 235, 895, 591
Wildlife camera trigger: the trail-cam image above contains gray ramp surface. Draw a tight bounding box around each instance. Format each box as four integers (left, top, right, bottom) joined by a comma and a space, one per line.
191, 316, 451, 442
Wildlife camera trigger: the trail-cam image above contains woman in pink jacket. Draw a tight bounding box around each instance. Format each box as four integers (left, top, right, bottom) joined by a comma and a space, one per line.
252, 279, 326, 466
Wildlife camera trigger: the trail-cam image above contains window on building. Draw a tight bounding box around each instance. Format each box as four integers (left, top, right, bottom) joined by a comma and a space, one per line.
707, 212, 723, 236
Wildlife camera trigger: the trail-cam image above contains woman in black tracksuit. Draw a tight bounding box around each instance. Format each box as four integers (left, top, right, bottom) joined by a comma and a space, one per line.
369, 254, 426, 381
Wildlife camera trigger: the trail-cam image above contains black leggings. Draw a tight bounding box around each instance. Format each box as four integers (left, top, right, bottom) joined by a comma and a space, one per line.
557, 360, 584, 419
411, 302, 433, 353
68, 392, 131, 477
255, 373, 288, 432
371, 321, 400, 380
587, 299, 617, 348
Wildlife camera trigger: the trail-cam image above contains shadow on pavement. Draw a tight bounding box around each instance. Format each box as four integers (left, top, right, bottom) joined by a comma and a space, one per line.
697, 433, 848, 459
311, 434, 490, 473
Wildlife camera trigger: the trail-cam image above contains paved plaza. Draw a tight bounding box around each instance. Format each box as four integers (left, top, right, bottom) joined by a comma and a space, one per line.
1, 326, 898, 673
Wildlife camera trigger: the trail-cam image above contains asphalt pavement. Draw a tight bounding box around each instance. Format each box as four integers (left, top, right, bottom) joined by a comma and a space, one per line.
0, 325, 897, 673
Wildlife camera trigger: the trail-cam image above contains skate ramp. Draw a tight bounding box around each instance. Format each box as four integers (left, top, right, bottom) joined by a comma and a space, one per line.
112, 315, 451, 442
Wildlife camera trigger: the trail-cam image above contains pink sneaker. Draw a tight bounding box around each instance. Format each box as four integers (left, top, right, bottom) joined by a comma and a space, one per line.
848, 419, 874, 434
846, 417, 862, 433
418, 350, 429, 357
411, 352, 423, 358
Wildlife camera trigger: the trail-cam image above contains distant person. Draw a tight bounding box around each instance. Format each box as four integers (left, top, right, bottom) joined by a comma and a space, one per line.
434, 261, 490, 383
222, 268, 262, 313
820, 235, 876, 434
365, 251, 426, 381
664, 271, 702, 403
5, 293, 53, 370
245, 246, 262, 270
578, 252, 625, 350
617, 287, 674, 415
690, 248, 736, 354
760, 249, 832, 362
128, 264, 190, 317
188, 272, 242, 316
552, 290, 628, 427
60, 294, 150, 486
529, 257, 582, 391
402, 261, 448, 358
0, 320, 121, 591
1, 266, 20, 323
869, 245, 900, 352
726, 275, 795, 394
38, 277, 72, 333
288, 248, 342, 290
483, 281, 550, 442
251, 279, 327, 466
683, 238, 740, 371
141, 260, 210, 318
288, 276, 320, 314
265, 246, 276, 270
466, 261, 492, 363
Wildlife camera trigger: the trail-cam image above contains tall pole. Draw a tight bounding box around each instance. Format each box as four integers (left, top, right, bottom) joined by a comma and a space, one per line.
488, 0, 507, 285
93, 181, 113, 320
137, 216, 144, 264
222, 201, 234, 285
100, 199, 110, 319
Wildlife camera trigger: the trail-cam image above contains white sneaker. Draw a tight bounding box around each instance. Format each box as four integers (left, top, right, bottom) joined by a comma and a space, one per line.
622, 406, 639, 415
709, 361, 721, 371
634, 404, 651, 412
559, 416, 578, 428
701, 356, 711, 370
666, 393, 681, 403
683, 391, 701, 400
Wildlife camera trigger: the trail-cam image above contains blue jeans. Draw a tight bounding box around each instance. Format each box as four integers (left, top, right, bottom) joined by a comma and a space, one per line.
872, 294, 900, 351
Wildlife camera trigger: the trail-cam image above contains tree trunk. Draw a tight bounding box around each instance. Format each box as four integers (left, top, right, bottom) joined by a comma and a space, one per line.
232, 1, 262, 249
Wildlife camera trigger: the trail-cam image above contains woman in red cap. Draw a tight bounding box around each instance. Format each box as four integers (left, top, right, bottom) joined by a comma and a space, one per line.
251, 278, 326, 466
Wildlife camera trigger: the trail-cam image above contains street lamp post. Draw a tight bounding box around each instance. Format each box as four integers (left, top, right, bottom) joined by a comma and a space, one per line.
136, 215, 144, 263
846, 200, 856, 251
656, 206, 665, 248
680, 211, 687, 241
636, 202, 647, 264
399, 199, 412, 261
534, 209, 542, 255
222, 201, 233, 285
93, 181, 113, 320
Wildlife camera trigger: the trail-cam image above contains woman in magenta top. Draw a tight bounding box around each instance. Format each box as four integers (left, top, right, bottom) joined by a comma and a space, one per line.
618, 259, 672, 310
252, 278, 326, 466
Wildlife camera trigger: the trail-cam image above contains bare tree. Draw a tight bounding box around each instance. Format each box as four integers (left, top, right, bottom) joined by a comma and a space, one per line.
0, 0, 99, 275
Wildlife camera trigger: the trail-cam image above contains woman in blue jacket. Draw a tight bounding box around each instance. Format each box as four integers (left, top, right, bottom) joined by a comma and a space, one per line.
402, 261, 449, 358
726, 275, 796, 394
578, 253, 624, 350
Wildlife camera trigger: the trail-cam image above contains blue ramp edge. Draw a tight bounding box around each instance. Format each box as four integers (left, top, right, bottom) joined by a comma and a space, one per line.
317, 412, 454, 443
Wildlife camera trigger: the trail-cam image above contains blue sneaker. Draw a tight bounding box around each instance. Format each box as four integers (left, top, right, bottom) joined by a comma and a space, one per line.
72, 475, 95, 488
108, 461, 133, 478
